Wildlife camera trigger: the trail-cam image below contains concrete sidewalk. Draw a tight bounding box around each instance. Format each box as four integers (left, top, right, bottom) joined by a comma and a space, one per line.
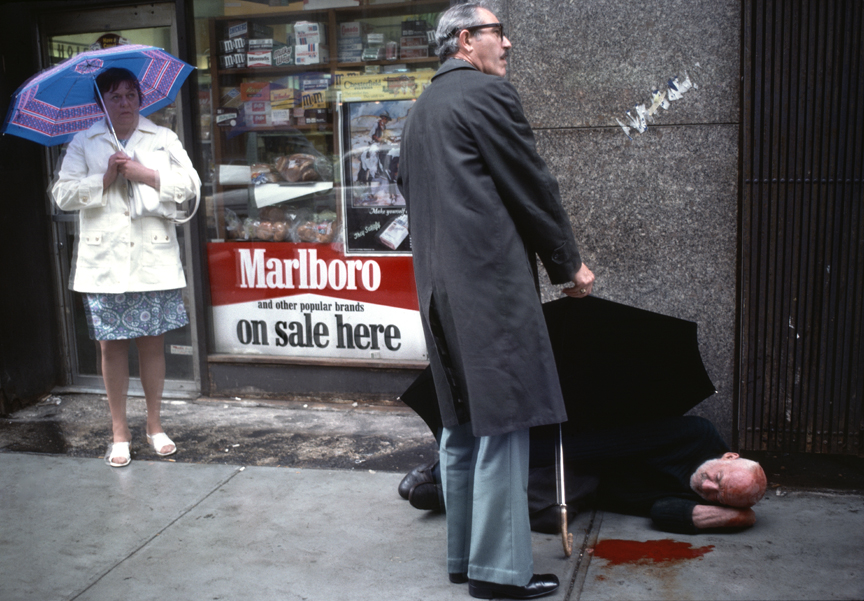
1, 452, 862, 601
1, 394, 863, 600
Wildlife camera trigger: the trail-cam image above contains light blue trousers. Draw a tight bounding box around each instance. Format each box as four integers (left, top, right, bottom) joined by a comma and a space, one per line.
440, 422, 533, 586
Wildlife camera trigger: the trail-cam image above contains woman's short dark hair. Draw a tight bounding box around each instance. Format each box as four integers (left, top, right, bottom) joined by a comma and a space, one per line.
94, 67, 142, 104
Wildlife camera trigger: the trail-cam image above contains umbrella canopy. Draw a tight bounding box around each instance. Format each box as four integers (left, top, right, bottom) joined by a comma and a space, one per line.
399, 296, 716, 437
1, 44, 194, 146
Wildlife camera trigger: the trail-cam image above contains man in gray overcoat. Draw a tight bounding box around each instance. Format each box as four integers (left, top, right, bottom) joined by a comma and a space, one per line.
397, 3, 595, 599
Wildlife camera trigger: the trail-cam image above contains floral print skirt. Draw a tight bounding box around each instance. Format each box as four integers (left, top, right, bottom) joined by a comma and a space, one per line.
82, 289, 189, 341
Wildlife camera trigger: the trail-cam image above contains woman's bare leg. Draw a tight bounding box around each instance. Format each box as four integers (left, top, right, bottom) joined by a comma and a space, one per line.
101, 339, 132, 464
136, 334, 174, 454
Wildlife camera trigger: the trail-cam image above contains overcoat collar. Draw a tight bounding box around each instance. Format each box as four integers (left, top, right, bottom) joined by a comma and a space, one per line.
432, 58, 479, 81
85, 116, 158, 151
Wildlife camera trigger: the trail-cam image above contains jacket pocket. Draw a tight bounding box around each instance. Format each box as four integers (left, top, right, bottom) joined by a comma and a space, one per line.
78, 231, 109, 269
142, 224, 179, 266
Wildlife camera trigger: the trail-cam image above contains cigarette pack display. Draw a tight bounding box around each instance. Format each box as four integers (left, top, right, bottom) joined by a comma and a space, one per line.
379, 213, 409, 250
226, 21, 274, 40
247, 49, 272, 67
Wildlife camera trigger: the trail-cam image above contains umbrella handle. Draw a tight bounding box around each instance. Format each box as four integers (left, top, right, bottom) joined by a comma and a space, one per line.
560, 505, 573, 557
90, 77, 122, 152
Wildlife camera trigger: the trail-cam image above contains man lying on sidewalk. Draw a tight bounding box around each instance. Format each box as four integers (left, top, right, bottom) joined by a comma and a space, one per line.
399, 415, 767, 535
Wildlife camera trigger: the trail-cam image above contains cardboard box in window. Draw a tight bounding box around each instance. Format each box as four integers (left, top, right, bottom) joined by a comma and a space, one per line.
400, 35, 427, 48
240, 82, 270, 102
240, 101, 272, 128
400, 47, 428, 59
226, 21, 274, 40
247, 50, 272, 68
295, 108, 328, 125
295, 44, 329, 65
215, 108, 239, 128
273, 45, 294, 66
295, 21, 327, 45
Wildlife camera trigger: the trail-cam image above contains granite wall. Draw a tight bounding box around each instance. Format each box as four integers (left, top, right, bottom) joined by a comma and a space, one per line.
502, 0, 741, 440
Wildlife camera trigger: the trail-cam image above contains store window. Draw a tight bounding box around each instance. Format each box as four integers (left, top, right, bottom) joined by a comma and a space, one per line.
192, 0, 447, 363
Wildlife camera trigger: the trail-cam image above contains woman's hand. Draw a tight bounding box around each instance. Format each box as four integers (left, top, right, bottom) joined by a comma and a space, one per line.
118, 159, 159, 190
103, 151, 129, 189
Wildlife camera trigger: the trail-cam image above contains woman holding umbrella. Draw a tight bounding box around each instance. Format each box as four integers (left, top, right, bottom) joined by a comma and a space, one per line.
52, 67, 200, 467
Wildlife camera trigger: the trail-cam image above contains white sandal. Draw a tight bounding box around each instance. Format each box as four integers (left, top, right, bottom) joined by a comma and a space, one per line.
147, 432, 177, 457
106, 442, 131, 468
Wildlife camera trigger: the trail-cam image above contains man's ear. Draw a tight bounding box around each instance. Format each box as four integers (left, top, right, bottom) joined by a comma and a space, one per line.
457, 28, 474, 54
722, 452, 740, 460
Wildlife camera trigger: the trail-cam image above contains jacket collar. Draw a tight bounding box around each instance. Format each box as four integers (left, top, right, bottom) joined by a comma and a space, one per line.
85, 116, 158, 146
432, 58, 479, 81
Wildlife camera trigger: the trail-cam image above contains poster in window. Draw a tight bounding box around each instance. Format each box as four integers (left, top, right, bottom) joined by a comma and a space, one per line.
340, 99, 415, 254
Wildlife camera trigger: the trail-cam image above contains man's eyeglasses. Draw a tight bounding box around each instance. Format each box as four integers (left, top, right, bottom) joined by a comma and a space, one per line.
453, 22, 506, 41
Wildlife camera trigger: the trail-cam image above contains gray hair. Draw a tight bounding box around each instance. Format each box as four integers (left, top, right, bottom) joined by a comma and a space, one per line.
434, 2, 489, 63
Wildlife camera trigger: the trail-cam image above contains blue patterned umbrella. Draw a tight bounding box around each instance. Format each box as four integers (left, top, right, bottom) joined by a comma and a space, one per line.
1, 44, 194, 146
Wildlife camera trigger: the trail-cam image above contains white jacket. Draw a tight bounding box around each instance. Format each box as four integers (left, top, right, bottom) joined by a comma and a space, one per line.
52, 117, 201, 293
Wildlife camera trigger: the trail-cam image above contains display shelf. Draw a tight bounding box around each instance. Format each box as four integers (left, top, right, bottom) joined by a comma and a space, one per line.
207, 0, 446, 243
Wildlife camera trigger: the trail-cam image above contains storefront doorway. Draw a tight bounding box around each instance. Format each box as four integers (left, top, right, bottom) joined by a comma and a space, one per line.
40, 3, 200, 398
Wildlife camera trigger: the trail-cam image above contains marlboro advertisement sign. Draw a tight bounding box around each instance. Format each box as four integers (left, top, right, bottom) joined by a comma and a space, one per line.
207, 242, 427, 361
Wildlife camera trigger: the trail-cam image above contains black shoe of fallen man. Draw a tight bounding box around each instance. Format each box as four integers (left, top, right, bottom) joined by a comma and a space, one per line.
468, 574, 559, 600
408, 482, 444, 511
398, 462, 436, 499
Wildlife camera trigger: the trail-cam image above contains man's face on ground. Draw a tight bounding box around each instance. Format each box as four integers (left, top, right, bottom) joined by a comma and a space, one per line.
468, 8, 512, 77
690, 452, 766, 507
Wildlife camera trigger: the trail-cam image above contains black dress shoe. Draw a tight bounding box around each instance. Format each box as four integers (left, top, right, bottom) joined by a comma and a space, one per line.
449, 572, 468, 584
397, 461, 437, 499
468, 574, 559, 599
408, 481, 444, 511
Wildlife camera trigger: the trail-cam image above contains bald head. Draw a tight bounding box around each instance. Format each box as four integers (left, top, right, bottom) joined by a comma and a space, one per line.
690, 453, 767, 508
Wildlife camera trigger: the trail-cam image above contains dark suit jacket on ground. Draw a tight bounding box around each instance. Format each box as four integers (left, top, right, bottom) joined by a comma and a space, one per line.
398, 59, 582, 437
528, 416, 729, 534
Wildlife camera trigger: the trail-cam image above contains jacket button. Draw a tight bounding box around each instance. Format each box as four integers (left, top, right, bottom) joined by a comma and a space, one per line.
131, 242, 135, 247
124, 211, 129, 216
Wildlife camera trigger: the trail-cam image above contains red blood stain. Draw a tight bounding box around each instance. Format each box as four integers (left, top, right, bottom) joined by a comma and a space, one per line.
591, 539, 714, 566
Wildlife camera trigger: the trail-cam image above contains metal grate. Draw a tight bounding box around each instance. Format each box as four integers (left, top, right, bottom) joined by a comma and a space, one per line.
739, 0, 864, 455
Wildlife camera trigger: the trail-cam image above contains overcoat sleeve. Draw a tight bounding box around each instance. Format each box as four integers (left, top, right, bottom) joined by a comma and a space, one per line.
467, 78, 582, 284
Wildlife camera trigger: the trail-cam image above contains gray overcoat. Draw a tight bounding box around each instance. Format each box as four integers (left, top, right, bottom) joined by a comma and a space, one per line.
398, 59, 583, 437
